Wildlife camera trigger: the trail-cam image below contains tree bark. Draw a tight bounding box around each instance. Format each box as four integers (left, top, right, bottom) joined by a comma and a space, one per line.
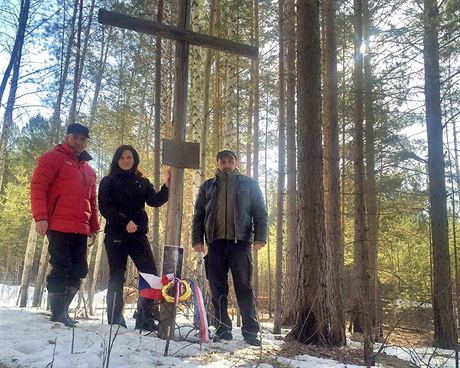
196, 0, 217, 295
274, 0, 286, 335
88, 222, 104, 315
322, 0, 346, 347
222, 5, 237, 150
363, 0, 381, 341
88, 27, 111, 129
32, 238, 49, 307
450, 109, 460, 330
351, 0, 373, 362
0, 0, 30, 192
282, 0, 297, 327
0, 0, 30, 107
18, 221, 38, 308
50, 0, 79, 144
152, 0, 164, 266
200, 0, 216, 183
423, 0, 457, 349
68, 0, 84, 125
285, 0, 328, 345
252, 0, 260, 300
190, 0, 203, 199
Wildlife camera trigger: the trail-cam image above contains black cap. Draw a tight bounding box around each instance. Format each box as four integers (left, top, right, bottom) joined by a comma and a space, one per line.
217, 149, 237, 161
66, 123, 90, 138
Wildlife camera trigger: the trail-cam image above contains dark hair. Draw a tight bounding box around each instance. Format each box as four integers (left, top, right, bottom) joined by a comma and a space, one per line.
109, 145, 141, 176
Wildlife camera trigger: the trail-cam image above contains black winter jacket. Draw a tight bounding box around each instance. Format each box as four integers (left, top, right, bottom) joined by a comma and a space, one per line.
191, 173, 268, 245
98, 171, 168, 235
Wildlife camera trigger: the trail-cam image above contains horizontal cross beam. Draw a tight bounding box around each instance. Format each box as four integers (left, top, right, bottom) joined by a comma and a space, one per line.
98, 9, 258, 59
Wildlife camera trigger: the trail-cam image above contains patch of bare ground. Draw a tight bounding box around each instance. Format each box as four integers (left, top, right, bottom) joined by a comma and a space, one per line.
276, 340, 366, 366
381, 307, 433, 348
376, 353, 419, 368
273, 338, 419, 367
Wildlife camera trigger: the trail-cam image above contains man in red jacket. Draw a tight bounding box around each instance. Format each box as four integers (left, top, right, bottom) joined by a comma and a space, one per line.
30, 123, 99, 326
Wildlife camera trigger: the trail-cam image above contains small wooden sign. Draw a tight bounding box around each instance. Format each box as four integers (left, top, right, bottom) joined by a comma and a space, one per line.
162, 245, 184, 279
162, 139, 200, 169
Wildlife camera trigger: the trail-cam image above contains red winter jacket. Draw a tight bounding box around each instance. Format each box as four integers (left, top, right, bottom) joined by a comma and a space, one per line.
30, 144, 100, 235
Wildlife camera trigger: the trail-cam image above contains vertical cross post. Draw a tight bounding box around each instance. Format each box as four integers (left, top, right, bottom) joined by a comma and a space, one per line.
159, 0, 191, 342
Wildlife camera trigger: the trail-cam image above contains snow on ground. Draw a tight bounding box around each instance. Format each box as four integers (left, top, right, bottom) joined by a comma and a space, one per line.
378, 344, 457, 367
0, 284, 457, 368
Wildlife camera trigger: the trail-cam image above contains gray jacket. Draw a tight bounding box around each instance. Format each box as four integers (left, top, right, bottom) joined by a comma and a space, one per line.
192, 172, 268, 246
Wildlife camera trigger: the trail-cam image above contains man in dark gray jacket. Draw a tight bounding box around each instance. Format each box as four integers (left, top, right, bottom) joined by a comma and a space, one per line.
192, 150, 268, 346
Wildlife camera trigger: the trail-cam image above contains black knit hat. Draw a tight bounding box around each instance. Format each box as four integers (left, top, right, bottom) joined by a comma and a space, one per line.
66, 123, 90, 138
216, 149, 237, 161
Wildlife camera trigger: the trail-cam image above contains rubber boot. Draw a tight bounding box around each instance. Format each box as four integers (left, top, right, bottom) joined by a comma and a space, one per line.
106, 290, 127, 328
49, 292, 75, 327
135, 297, 158, 331
65, 286, 79, 324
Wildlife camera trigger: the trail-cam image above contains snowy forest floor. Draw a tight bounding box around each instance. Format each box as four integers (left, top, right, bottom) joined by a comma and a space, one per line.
0, 284, 457, 368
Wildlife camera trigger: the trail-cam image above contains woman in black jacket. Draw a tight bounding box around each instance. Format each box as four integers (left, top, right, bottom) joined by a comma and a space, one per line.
98, 145, 169, 330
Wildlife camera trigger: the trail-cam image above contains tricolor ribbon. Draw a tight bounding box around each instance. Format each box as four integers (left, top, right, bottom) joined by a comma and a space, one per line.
188, 280, 209, 343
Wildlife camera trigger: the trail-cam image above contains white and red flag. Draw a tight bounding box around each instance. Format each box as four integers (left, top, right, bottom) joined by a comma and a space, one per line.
138, 272, 172, 300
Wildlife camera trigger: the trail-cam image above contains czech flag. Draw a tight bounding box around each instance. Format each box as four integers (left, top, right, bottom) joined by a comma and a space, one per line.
138, 272, 164, 300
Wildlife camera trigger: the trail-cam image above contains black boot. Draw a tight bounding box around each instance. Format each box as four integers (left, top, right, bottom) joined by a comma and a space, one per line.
65, 287, 79, 324
135, 297, 158, 331
106, 290, 127, 328
49, 292, 75, 327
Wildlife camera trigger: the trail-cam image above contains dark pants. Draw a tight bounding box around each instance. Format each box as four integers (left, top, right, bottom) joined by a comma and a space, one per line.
207, 239, 259, 338
46, 230, 88, 292
104, 232, 158, 325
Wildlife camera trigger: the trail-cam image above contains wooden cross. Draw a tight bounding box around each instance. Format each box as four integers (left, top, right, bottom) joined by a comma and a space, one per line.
98, 1, 258, 346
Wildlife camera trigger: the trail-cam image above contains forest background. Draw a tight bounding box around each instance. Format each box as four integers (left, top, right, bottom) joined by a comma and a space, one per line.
0, 0, 459, 363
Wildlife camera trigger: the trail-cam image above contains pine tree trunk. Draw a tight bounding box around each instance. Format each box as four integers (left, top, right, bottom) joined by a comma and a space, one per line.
0, 0, 30, 192
79, 232, 96, 314
200, 0, 216, 182
76, 0, 95, 93
286, 0, 328, 345
0, 0, 30, 107
363, 0, 380, 341
32, 238, 49, 307
212, 59, 222, 159
423, 0, 457, 348
274, 0, 286, 335
190, 0, 203, 199
2, 241, 13, 284
196, 0, 217, 292
451, 115, 460, 329
68, 0, 84, 125
246, 65, 253, 176
252, 0, 260, 300
351, 0, 373, 362
152, 0, 164, 266
18, 221, 38, 308
282, 0, 297, 327
264, 93, 272, 318
51, 0, 79, 144
88, 27, 111, 129
223, 5, 237, 150
445, 116, 460, 332
88, 222, 104, 316
322, 0, 345, 347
